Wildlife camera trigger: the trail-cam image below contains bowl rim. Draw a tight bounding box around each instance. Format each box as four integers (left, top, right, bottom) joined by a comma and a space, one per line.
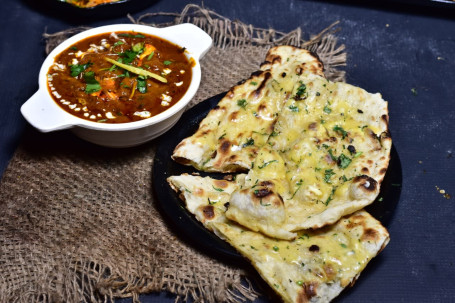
36, 23, 206, 132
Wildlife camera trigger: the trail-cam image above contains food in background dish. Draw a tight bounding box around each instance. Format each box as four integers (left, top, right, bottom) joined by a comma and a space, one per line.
62, 0, 123, 8
47, 31, 193, 123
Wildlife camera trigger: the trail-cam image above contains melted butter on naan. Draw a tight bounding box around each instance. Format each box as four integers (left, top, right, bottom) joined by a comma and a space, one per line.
167, 174, 390, 303
225, 72, 391, 240
172, 46, 324, 173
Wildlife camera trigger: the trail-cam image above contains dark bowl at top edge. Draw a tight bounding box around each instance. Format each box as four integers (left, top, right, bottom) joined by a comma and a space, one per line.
23, 0, 158, 21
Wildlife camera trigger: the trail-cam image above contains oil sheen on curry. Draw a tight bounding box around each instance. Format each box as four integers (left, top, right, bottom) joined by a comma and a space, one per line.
47, 31, 193, 123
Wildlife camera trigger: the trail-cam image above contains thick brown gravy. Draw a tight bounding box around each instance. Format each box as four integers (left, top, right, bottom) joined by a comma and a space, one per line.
47, 31, 192, 123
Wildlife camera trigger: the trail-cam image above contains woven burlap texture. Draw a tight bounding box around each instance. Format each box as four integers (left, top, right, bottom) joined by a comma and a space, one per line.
0, 5, 346, 303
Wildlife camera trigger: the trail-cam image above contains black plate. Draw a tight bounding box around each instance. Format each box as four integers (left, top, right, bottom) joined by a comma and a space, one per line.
152, 92, 402, 262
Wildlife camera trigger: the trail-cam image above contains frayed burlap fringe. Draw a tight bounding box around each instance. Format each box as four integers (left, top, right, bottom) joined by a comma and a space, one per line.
44, 4, 346, 82
3, 4, 347, 303
130, 4, 346, 81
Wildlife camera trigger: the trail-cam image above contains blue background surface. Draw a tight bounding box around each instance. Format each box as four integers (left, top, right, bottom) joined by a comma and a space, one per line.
1, 0, 454, 302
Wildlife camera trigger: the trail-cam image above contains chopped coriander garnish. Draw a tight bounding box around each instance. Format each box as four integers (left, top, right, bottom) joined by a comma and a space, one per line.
83, 71, 101, 94
251, 81, 258, 85
341, 175, 353, 183
70, 46, 78, 51
289, 105, 299, 112
289, 179, 304, 199
212, 185, 224, 192
136, 77, 147, 93
119, 49, 138, 64
270, 131, 279, 137
324, 169, 335, 184
328, 149, 338, 162
340, 243, 347, 248
273, 246, 279, 251
323, 105, 332, 114
113, 41, 124, 47
242, 138, 254, 148
70, 62, 92, 77
163, 60, 172, 65
237, 99, 247, 109
294, 82, 308, 100
325, 186, 337, 206
333, 125, 348, 139
299, 234, 310, 240
258, 160, 278, 169
338, 154, 352, 169
208, 198, 218, 205
354, 151, 363, 158
260, 200, 271, 207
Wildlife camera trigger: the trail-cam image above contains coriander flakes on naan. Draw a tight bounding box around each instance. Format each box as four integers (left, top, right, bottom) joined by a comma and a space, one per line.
167, 174, 390, 303
172, 46, 324, 173
225, 71, 391, 240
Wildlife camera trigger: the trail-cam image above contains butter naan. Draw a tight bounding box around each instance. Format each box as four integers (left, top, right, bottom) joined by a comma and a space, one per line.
167, 174, 390, 303
172, 46, 324, 173
225, 71, 391, 240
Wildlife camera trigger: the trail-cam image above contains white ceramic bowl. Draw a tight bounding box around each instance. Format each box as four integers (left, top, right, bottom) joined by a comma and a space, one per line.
21, 23, 212, 147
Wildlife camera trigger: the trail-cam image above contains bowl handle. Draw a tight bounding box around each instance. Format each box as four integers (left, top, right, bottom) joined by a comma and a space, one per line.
161, 23, 213, 60
21, 90, 75, 132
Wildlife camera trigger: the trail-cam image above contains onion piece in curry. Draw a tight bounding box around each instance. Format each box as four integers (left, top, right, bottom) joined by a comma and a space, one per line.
47, 31, 193, 123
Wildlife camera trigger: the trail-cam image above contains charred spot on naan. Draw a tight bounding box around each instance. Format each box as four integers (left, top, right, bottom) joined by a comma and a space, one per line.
201, 205, 215, 220
342, 212, 386, 245
349, 175, 378, 200
251, 186, 284, 208
250, 72, 272, 100
297, 282, 319, 303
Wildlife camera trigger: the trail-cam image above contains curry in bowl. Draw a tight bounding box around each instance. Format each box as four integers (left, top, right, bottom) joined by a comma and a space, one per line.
47, 31, 193, 123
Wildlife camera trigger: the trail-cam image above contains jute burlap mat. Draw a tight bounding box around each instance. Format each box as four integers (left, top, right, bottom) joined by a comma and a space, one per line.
0, 5, 346, 303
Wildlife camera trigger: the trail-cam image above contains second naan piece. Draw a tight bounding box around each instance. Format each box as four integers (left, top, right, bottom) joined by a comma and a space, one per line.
172, 46, 324, 173
225, 71, 392, 240
167, 174, 390, 303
